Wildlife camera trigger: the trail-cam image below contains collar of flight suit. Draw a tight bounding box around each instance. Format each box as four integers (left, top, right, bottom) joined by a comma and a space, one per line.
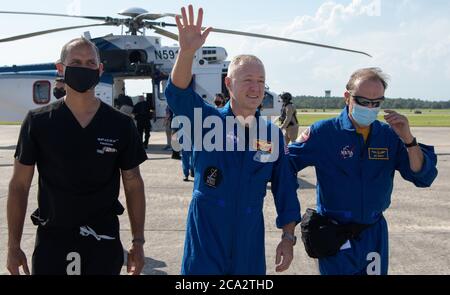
219, 100, 262, 119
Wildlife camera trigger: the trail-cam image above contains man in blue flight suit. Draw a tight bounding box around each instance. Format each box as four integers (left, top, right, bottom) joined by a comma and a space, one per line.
181, 149, 194, 181
289, 67, 438, 275
175, 119, 194, 181
165, 5, 301, 274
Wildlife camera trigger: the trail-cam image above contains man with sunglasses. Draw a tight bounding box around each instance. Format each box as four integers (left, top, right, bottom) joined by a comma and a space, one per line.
289, 67, 438, 275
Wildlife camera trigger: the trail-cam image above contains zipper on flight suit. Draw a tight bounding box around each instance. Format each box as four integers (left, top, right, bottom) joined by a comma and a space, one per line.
358, 130, 372, 223
357, 129, 373, 264
228, 126, 249, 273
231, 126, 253, 273
356, 132, 365, 224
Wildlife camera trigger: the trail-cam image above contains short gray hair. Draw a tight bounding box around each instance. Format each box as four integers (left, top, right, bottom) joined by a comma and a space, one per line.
59, 37, 100, 64
346, 67, 389, 92
227, 55, 265, 78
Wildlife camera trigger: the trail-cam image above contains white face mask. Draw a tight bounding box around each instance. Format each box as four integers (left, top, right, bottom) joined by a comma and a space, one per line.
351, 103, 380, 126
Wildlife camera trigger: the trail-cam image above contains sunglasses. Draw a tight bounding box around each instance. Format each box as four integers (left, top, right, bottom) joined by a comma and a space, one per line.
351, 95, 385, 108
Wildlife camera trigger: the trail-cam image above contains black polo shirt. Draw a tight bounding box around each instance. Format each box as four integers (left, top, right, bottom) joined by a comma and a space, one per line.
132, 101, 151, 121
14, 99, 148, 229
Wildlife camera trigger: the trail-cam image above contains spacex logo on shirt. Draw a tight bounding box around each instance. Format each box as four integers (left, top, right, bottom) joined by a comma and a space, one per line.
96, 138, 118, 154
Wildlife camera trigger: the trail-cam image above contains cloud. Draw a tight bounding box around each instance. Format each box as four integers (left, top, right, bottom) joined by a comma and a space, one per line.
248, 0, 450, 100
208, 1, 384, 61
281, 0, 381, 39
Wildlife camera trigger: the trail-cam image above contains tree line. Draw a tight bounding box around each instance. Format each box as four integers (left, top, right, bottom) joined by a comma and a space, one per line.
292, 96, 450, 110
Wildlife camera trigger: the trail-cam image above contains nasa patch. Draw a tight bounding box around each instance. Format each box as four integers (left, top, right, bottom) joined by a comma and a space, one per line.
203, 167, 222, 188
340, 145, 355, 159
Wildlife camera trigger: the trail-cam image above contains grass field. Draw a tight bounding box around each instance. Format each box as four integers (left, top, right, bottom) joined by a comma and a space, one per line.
2, 109, 450, 127
0, 122, 21, 125
296, 109, 450, 127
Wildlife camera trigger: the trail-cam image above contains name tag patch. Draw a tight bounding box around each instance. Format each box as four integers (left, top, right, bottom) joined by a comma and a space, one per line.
96, 137, 118, 154
368, 148, 389, 160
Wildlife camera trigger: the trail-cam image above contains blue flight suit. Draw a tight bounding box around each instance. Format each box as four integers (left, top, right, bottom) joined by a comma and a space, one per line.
165, 79, 301, 275
289, 107, 438, 275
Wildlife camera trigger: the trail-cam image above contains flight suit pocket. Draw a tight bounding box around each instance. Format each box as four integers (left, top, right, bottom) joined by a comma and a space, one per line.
192, 190, 227, 208
251, 159, 273, 183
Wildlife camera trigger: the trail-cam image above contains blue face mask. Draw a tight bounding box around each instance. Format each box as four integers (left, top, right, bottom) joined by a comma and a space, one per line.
351, 103, 380, 127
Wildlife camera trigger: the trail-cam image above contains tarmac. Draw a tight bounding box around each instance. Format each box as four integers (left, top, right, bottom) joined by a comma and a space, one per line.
0, 126, 449, 275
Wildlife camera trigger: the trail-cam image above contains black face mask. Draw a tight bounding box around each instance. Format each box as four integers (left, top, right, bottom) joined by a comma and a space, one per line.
53, 87, 66, 99
64, 66, 100, 93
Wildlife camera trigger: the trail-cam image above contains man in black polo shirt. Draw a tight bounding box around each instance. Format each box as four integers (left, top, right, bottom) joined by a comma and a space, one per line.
6, 37, 148, 275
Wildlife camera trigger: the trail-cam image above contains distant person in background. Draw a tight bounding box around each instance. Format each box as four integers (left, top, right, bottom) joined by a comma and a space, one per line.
164, 106, 181, 159
279, 92, 299, 144
257, 103, 263, 112
53, 77, 66, 99
132, 95, 152, 149
164, 105, 173, 151
117, 94, 134, 116
177, 119, 193, 181
181, 149, 194, 181
213, 93, 226, 108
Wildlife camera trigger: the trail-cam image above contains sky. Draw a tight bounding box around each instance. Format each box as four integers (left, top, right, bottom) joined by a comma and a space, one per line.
0, 0, 449, 101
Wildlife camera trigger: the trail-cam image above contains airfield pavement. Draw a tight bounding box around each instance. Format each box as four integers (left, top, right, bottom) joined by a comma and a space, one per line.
0, 126, 449, 275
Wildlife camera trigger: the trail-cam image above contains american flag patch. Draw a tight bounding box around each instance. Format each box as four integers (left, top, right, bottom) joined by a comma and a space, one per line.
297, 127, 311, 143
253, 139, 272, 153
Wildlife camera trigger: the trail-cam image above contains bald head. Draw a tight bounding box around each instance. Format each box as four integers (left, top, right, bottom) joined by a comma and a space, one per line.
227, 55, 265, 78
59, 37, 100, 65
346, 67, 389, 93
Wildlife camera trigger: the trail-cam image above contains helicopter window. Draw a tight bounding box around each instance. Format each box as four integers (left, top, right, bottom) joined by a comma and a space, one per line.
262, 92, 274, 109
129, 50, 147, 64
33, 81, 51, 105
203, 50, 216, 55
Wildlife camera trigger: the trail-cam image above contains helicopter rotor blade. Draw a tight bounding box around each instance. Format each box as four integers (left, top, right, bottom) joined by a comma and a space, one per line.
135, 13, 181, 22
145, 22, 371, 57
0, 10, 109, 22
205, 27, 372, 57
150, 25, 179, 41
0, 23, 115, 43
0, 11, 371, 57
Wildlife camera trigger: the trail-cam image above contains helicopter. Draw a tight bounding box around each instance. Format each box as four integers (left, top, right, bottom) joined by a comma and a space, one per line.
0, 7, 371, 128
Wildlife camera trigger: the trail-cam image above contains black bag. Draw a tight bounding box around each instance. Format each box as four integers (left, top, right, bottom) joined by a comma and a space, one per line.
300, 208, 372, 259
